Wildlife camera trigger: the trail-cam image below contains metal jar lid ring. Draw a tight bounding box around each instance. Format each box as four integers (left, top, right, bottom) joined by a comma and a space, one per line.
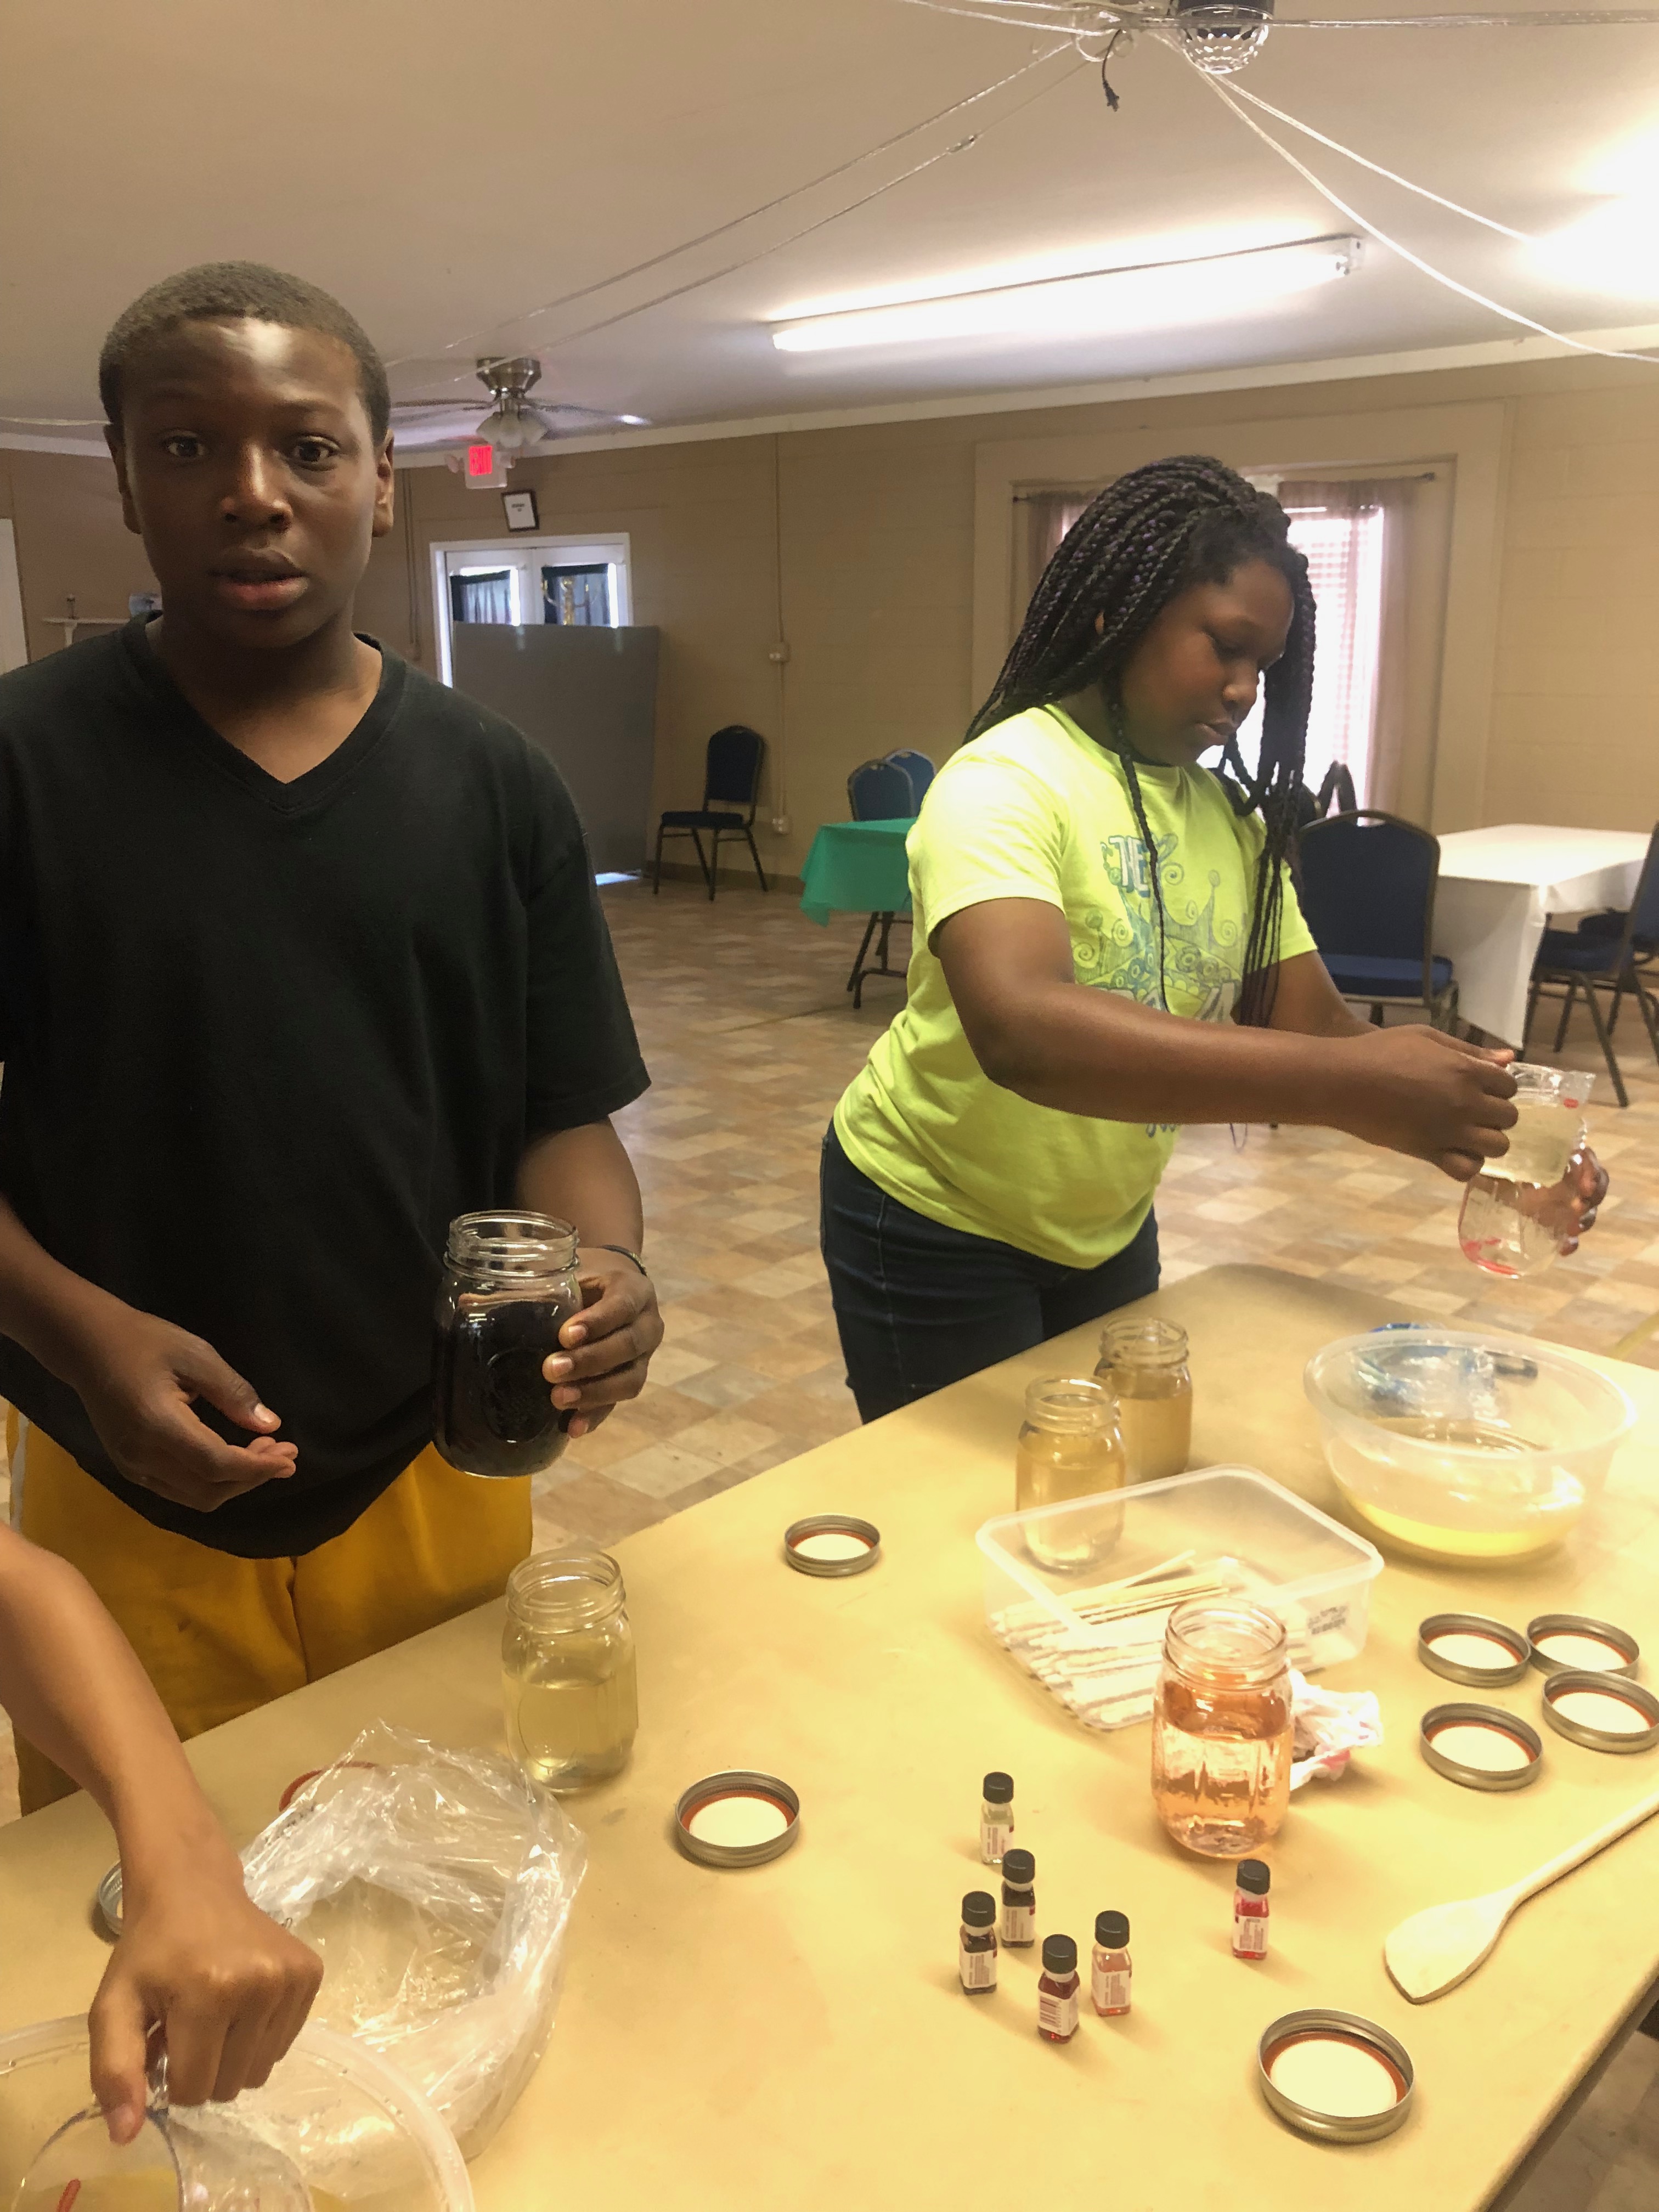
783, 1514, 881, 1578
674, 1770, 801, 1868
1420, 1702, 1544, 1791
1542, 1670, 1659, 1754
95, 1861, 124, 1940
1259, 2010, 1415, 2143
1526, 1613, 1640, 1678
1418, 1613, 1532, 1688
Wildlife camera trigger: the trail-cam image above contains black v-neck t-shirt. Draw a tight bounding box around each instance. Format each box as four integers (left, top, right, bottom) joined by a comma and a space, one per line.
0, 619, 648, 1556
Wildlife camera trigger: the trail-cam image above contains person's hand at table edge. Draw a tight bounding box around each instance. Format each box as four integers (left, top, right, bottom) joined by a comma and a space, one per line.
542, 1248, 664, 1439
91, 1824, 322, 2138
0, 1528, 320, 2141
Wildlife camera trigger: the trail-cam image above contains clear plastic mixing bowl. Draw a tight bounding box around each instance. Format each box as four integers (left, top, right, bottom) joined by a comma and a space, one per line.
0, 2017, 472, 2212
1304, 1327, 1637, 1563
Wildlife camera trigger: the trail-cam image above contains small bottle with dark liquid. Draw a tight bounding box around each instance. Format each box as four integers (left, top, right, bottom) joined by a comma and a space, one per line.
433, 1210, 583, 1478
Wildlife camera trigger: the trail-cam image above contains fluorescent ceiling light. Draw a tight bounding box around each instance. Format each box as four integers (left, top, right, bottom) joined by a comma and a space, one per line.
770, 235, 1362, 353
1534, 201, 1659, 297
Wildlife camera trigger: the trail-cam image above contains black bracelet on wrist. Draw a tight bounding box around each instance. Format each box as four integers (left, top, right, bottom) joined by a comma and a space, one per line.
589, 1242, 648, 1278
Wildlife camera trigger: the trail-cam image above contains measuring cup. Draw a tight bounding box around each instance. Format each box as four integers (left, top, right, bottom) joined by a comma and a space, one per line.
1458, 1065, 1595, 1278
13, 2084, 311, 2210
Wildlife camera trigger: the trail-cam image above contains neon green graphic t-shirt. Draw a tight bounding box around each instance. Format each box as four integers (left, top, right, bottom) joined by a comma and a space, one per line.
833, 705, 1317, 1268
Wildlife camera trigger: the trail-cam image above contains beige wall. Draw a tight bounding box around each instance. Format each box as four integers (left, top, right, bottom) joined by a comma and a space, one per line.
0, 447, 157, 663
8, 348, 1658, 876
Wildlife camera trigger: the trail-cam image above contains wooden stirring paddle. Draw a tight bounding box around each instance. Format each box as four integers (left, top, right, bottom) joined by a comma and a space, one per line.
1385, 1780, 1659, 2002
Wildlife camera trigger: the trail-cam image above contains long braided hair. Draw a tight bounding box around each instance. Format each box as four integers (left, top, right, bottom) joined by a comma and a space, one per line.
968, 455, 1315, 1026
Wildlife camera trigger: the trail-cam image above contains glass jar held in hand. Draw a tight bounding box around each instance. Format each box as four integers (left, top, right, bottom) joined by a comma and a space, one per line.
1458, 1066, 1601, 1279
433, 1211, 584, 1477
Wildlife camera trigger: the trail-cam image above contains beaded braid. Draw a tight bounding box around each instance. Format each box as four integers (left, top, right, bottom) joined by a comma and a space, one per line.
969, 455, 1316, 1025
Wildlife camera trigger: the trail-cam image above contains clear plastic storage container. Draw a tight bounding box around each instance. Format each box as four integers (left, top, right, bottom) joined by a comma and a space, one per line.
978, 1466, 1383, 1732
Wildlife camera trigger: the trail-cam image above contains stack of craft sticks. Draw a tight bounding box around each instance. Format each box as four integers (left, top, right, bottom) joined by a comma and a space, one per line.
990, 1550, 1312, 1731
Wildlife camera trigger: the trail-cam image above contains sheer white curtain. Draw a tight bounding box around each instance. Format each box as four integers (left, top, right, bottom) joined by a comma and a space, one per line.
1014, 476, 1414, 811
1014, 487, 1104, 617
1237, 481, 1390, 805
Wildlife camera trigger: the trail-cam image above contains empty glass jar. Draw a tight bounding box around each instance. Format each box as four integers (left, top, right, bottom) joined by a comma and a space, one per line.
1458, 1065, 1595, 1279
1015, 1375, 1125, 1571
433, 1211, 583, 1477
1095, 1317, 1193, 1483
1150, 1599, 1293, 1858
503, 1548, 639, 1791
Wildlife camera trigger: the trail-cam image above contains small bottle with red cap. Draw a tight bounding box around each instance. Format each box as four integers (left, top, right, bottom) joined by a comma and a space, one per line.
1233, 1859, 1271, 1959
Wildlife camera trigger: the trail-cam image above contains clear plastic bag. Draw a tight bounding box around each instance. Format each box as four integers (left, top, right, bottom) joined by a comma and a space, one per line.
241, 1724, 586, 2160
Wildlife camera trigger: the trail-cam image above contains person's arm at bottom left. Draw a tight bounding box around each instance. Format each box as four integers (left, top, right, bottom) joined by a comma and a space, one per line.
0, 1525, 320, 2140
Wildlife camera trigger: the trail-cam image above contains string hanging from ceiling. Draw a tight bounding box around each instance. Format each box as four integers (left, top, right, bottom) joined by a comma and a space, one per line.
383, 42, 1082, 383
0, 44, 1081, 427
1178, 53, 1659, 364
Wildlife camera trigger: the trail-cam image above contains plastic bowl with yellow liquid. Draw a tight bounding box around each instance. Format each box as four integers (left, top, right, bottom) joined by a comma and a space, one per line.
0, 2017, 471, 2212
1305, 1328, 1636, 1564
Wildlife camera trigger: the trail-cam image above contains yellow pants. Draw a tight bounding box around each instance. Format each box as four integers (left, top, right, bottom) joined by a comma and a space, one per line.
9, 1415, 530, 1813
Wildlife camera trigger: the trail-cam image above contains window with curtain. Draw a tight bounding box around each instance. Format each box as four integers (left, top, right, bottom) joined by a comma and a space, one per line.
1015, 472, 1418, 810
448, 569, 515, 625
1245, 482, 1387, 805
540, 564, 613, 626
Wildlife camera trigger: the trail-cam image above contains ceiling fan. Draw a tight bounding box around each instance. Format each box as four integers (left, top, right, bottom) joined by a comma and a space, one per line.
390, 356, 648, 450
901, 0, 1659, 77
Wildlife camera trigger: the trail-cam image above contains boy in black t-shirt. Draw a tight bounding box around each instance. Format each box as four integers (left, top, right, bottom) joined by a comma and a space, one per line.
0, 263, 662, 1809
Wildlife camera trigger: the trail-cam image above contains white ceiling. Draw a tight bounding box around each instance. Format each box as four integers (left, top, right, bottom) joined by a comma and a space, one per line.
4, 0, 1658, 453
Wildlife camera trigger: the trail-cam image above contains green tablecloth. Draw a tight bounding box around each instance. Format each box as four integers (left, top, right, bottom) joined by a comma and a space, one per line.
798, 817, 915, 926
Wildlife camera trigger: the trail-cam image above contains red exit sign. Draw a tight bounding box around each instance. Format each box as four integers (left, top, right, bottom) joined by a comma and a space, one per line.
466, 442, 496, 479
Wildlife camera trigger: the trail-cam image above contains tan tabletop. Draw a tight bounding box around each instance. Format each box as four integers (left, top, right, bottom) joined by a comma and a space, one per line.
3, 1262, 1659, 2211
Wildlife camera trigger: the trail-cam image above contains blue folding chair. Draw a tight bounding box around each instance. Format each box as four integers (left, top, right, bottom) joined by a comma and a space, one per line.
652, 724, 769, 900
844, 757, 920, 1009
1297, 810, 1457, 1029
847, 758, 916, 822
1526, 825, 1659, 1109
884, 748, 936, 811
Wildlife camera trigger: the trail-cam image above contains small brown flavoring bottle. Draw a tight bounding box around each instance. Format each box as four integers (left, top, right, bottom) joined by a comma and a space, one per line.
959, 1891, 998, 1994
1090, 1910, 1132, 2016
1000, 1848, 1036, 1948
1037, 1934, 1081, 2043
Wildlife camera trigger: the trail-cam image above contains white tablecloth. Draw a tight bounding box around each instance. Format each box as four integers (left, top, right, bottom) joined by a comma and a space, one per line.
1432, 823, 1651, 1045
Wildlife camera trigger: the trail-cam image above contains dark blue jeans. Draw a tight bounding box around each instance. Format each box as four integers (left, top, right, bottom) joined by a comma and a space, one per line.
820, 1124, 1161, 1423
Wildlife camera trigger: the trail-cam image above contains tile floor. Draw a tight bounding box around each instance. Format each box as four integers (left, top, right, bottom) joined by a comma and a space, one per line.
2, 877, 1657, 2199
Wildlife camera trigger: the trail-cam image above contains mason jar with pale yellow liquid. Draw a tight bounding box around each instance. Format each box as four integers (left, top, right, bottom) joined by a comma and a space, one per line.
1015, 1375, 1125, 1570
1095, 1317, 1192, 1485
503, 1547, 638, 1790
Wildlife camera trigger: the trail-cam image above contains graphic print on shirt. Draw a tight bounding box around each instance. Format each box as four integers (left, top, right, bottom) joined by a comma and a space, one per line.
1076, 833, 1248, 1023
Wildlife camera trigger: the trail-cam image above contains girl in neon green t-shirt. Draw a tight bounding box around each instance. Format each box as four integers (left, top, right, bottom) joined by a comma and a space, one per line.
823, 455, 1603, 1421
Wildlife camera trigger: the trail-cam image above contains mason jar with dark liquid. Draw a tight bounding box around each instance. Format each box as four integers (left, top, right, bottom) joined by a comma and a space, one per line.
433, 1211, 583, 1478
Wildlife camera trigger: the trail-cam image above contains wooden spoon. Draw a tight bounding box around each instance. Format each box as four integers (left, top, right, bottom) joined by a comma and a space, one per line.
1385, 1779, 1659, 2002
